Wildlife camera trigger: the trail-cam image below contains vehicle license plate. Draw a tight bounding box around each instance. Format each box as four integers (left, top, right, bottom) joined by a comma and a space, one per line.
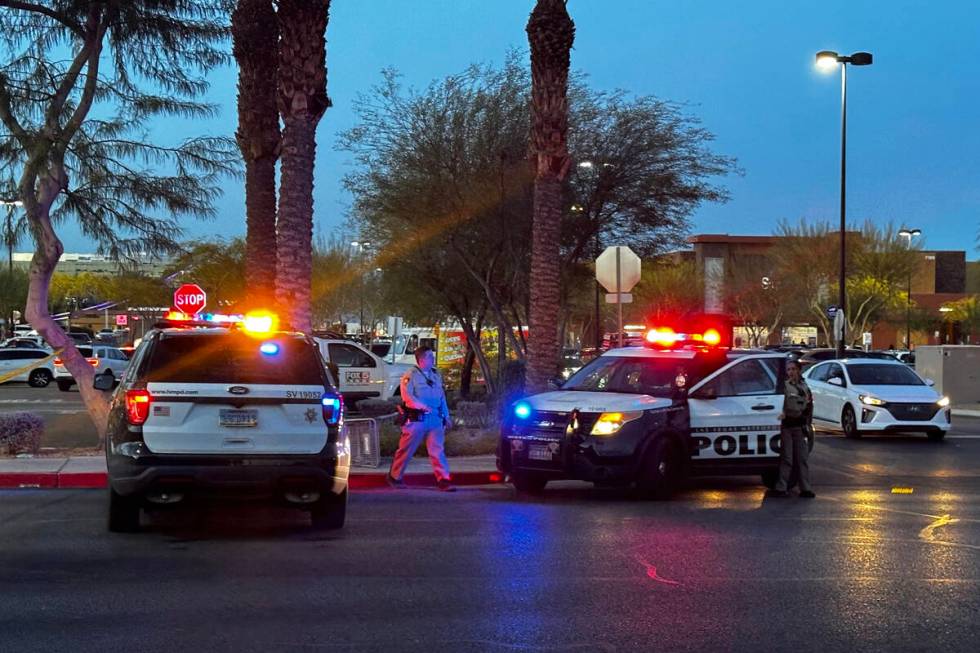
527, 444, 554, 461
220, 409, 257, 427
345, 371, 371, 384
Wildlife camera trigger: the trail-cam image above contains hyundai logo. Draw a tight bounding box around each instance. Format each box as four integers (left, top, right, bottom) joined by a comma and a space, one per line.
228, 386, 250, 395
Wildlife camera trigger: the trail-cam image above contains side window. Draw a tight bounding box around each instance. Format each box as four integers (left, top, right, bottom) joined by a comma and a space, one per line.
827, 363, 844, 382
26, 351, 48, 360
0, 351, 12, 360
697, 359, 777, 398
809, 363, 830, 382
111, 350, 127, 361
328, 343, 377, 368
96, 349, 107, 359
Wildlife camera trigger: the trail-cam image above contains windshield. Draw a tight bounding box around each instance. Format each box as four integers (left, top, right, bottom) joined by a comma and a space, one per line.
562, 356, 694, 396
847, 364, 924, 386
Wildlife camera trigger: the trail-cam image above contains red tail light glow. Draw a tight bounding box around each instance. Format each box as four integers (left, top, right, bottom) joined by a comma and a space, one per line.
54, 358, 63, 366
125, 389, 151, 425
86, 358, 99, 366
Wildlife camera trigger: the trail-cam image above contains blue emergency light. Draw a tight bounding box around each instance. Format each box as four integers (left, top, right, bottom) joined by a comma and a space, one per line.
514, 402, 532, 419
259, 341, 280, 356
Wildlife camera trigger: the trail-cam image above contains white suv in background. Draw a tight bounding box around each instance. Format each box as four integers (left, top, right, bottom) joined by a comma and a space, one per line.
54, 344, 130, 391
0, 348, 56, 387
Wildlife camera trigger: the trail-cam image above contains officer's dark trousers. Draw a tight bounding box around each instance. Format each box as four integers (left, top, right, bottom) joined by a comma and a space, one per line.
775, 424, 812, 493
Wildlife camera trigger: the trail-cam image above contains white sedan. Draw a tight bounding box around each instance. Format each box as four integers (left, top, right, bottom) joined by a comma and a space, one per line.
804, 359, 951, 441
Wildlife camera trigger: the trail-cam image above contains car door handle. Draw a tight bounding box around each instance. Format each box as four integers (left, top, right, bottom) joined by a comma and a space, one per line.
751, 404, 775, 411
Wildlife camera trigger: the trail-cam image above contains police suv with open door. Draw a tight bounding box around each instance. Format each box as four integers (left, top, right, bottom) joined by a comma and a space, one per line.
101, 311, 349, 532
498, 325, 789, 497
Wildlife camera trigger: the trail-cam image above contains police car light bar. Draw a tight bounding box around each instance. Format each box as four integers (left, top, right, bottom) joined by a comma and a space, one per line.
645, 327, 722, 348
157, 310, 281, 335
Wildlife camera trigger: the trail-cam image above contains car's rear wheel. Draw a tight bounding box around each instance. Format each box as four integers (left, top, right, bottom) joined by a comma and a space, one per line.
310, 487, 347, 530
927, 429, 946, 442
28, 369, 52, 388
637, 436, 682, 500
108, 488, 141, 533
56, 379, 73, 392
510, 470, 548, 494
841, 405, 860, 439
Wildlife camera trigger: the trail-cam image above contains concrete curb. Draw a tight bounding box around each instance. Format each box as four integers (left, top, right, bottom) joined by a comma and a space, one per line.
0, 469, 504, 490
952, 409, 980, 418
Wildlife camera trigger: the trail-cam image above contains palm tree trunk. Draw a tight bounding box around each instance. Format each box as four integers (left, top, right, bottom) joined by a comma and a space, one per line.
275, 0, 331, 333
525, 0, 575, 392
233, 0, 281, 307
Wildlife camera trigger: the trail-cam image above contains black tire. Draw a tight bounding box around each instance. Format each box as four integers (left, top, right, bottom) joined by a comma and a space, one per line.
761, 469, 780, 489
841, 405, 860, 439
310, 487, 347, 530
108, 488, 141, 533
56, 379, 73, 392
510, 470, 547, 494
927, 430, 946, 442
28, 369, 52, 388
636, 437, 683, 500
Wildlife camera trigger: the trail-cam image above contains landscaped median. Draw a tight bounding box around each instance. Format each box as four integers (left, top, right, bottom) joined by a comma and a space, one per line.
0, 454, 503, 490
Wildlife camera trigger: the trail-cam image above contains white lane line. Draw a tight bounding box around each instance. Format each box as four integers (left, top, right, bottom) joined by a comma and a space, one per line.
0, 399, 67, 404
0, 409, 87, 415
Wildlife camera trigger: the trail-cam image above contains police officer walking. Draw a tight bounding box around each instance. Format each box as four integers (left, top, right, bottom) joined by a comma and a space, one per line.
769, 359, 816, 498
387, 346, 455, 492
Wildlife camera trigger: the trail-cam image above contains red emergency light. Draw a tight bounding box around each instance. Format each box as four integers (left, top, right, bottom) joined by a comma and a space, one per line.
644, 326, 724, 349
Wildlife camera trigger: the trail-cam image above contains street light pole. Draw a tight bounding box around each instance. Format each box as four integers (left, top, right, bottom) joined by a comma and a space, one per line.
816, 50, 872, 358
899, 228, 921, 350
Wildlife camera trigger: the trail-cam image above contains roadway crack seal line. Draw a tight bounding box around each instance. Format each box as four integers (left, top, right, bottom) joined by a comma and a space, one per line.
919, 514, 961, 542
0, 348, 63, 384
633, 553, 682, 586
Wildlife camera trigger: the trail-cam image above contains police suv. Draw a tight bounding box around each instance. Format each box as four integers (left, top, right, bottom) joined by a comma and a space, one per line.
498, 326, 789, 498
101, 311, 349, 532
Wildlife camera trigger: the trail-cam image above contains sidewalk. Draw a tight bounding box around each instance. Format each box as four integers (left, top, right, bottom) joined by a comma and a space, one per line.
0, 454, 501, 490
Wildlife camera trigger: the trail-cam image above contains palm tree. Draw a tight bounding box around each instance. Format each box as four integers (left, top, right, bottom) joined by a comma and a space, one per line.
525, 0, 575, 391
274, 0, 331, 333
232, 0, 281, 307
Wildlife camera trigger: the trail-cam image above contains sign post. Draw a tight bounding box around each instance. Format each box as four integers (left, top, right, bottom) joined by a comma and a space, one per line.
173, 283, 207, 316
596, 246, 641, 349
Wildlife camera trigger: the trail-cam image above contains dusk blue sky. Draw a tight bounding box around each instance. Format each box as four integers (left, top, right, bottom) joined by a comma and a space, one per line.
52, 0, 980, 257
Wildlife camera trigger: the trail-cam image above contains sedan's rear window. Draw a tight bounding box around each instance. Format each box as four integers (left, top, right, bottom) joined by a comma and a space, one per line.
143, 334, 327, 386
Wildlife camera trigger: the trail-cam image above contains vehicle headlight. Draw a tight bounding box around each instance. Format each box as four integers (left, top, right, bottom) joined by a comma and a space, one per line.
859, 394, 886, 406
937, 396, 950, 407
591, 411, 642, 436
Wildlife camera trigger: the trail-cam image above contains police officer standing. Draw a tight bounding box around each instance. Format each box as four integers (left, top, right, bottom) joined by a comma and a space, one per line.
387, 346, 455, 491
769, 359, 815, 498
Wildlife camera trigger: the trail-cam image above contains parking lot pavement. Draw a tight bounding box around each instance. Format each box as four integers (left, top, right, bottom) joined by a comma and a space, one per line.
0, 383, 99, 449
2, 434, 979, 652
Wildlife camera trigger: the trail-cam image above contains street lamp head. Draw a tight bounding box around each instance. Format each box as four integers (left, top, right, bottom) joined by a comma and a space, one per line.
350, 240, 360, 248
848, 51, 873, 66
816, 50, 841, 70
577, 161, 594, 169
899, 228, 922, 239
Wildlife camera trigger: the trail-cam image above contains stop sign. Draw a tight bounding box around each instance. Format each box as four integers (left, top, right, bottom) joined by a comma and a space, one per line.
174, 283, 207, 315
596, 246, 641, 293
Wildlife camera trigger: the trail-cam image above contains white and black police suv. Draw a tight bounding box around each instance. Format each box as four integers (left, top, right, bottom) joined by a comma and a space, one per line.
498, 324, 791, 498
100, 311, 349, 532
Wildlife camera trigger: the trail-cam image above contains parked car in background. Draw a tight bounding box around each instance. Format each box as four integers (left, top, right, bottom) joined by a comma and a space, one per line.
796, 348, 894, 370
313, 336, 413, 408
804, 358, 950, 441
67, 331, 93, 346
0, 348, 56, 387
54, 344, 130, 391
1, 336, 51, 350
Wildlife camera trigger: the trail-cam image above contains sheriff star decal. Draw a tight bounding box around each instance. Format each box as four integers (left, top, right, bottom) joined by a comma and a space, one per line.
305, 408, 318, 424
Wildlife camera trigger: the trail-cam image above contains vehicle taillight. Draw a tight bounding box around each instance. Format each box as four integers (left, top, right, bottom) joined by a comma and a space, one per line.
86, 358, 99, 366
125, 389, 152, 426
54, 358, 63, 366
321, 393, 343, 426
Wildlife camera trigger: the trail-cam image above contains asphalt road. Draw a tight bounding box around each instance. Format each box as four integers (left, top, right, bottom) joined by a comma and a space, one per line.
1, 428, 979, 652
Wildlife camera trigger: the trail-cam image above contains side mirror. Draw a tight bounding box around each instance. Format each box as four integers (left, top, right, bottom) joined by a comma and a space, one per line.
93, 372, 114, 392
925, 378, 935, 387
828, 377, 844, 387
548, 376, 564, 389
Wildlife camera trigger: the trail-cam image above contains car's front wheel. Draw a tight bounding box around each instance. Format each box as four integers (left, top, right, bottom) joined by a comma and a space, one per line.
108, 488, 141, 533
841, 405, 860, 439
28, 369, 52, 388
310, 487, 347, 530
637, 436, 683, 500
510, 470, 548, 494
